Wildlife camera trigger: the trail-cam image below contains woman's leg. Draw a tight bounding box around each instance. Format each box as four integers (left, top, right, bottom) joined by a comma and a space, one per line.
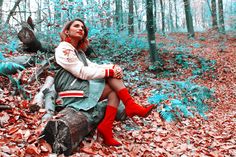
106, 78, 155, 117
106, 78, 125, 92
97, 82, 121, 146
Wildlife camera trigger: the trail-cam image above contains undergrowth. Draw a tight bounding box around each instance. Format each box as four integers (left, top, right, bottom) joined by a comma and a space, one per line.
148, 76, 215, 122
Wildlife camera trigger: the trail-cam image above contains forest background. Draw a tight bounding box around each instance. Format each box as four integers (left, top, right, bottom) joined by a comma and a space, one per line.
0, 0, 235, 156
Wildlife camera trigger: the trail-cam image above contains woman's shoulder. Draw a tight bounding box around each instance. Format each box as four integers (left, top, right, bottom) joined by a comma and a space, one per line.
56, 42, 75, 51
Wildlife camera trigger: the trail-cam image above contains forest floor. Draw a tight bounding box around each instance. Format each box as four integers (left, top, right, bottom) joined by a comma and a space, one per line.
0, 31, 235, 157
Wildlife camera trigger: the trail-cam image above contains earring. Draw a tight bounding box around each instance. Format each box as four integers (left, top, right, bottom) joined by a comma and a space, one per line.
65, 36, 72, 43
64, 31, 72, 43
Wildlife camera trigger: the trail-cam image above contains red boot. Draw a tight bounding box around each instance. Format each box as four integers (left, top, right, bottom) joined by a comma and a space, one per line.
117, 88, 155, 117
97, 105, 121, 146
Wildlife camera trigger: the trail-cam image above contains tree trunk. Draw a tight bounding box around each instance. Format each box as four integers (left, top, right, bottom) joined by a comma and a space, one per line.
218, 0, 225, 34
41, 85, 56, 120
174, 0, 178, 29
211, 0, 218, 30
134, 0, 141, 31
47, 0, 52, 27
115, 0, 123, 31
153, 0, 157, 32
201, 1, 206, 29
37, 0, 42, 31
169, 0, 174, 32
5, 0, 23, 24
42, 103, 126, 155
106, 0, 111, 27
31, 76, 54, 108
0, 0, 4, 21
146, 0, 159, 63
160, 0, 165, 35
183, 0, 195, 38
128, 0, 134, 35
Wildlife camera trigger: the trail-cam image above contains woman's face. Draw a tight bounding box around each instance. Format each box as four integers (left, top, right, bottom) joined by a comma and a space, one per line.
67, 20, 85, 41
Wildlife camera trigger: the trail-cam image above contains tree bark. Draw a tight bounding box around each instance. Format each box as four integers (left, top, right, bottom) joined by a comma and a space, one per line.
169, 0, 174, 32
0, 0, 4, 21
5, 55, 34, 67
41, 103, 126, 155
106, 0, 111, 27
31, 76, 54, 108
115, 0, 123, 31
218, 0, 225, 34
27, 56, 54, 84
128, 0, 134, 35
42, 85, 56, 120
183, 0, 195, 38
153, 0, 157, 32
160, 0, 165, 34
174, 0, 178, 29
146, 0, 161, 63
211, 0, 218, 30
134, 0, 141, 31
17, 21, 42, 52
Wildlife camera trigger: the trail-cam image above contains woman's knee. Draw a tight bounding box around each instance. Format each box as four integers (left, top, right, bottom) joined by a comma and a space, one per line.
99, 83, 113, 101
107, 78, 125, 92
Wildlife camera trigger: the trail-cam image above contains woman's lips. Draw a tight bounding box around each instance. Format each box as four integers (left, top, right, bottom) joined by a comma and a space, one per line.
77, 32, 83, 35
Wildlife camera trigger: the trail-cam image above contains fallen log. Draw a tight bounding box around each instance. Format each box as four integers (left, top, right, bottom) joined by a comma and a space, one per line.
30, 76, 54, 111
28, 56, 54, 84
5, 55, 35, 68
41, 102, 126, 156
41, 85, 56, 121
0, 104, 12, 111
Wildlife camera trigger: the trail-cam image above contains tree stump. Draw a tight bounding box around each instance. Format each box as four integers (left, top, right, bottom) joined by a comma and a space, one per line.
17, 22, 42, 52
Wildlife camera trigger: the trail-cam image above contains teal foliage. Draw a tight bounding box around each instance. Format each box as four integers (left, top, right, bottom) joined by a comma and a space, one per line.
148, 77, 214, 122
199, 36, 206, 41
0, 52, 25, 75
0, 39, 19, 53
148, 60, 164, 71
191, 42, 202, 48
174, 53, 216, 76
0, 61, 25, 75
8, 40, 18, 52
0, 52, 6, 61
175, 45, 191, 53
89, 27, 148, 56
0, 52, 26, 98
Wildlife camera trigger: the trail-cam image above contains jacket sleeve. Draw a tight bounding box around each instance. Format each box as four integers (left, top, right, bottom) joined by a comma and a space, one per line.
55, 45, 113, 80
86, 59, 115, 69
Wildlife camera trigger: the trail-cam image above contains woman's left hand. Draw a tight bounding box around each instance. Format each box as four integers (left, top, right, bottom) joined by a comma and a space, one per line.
113, 65, 123, 79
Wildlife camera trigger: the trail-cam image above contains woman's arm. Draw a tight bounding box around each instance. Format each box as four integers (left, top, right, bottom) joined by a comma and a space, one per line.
55, 43, 115, 80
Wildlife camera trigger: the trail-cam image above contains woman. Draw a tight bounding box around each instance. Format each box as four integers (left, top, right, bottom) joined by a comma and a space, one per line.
54, 18, 155, 146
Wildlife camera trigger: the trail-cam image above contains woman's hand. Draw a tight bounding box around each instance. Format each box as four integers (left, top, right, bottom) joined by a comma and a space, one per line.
113, 65, 123, 79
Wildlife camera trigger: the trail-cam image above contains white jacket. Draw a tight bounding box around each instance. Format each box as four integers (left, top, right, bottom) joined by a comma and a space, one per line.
55, 42, 114, 80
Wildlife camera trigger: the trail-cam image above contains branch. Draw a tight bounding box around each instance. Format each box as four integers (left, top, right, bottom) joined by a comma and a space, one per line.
28, 56, 54, 84
5, 0, 23, 24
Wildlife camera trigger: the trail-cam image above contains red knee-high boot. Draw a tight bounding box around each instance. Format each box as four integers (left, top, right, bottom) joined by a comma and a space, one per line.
97, 105, 121, 146
117, 88, 155, 117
